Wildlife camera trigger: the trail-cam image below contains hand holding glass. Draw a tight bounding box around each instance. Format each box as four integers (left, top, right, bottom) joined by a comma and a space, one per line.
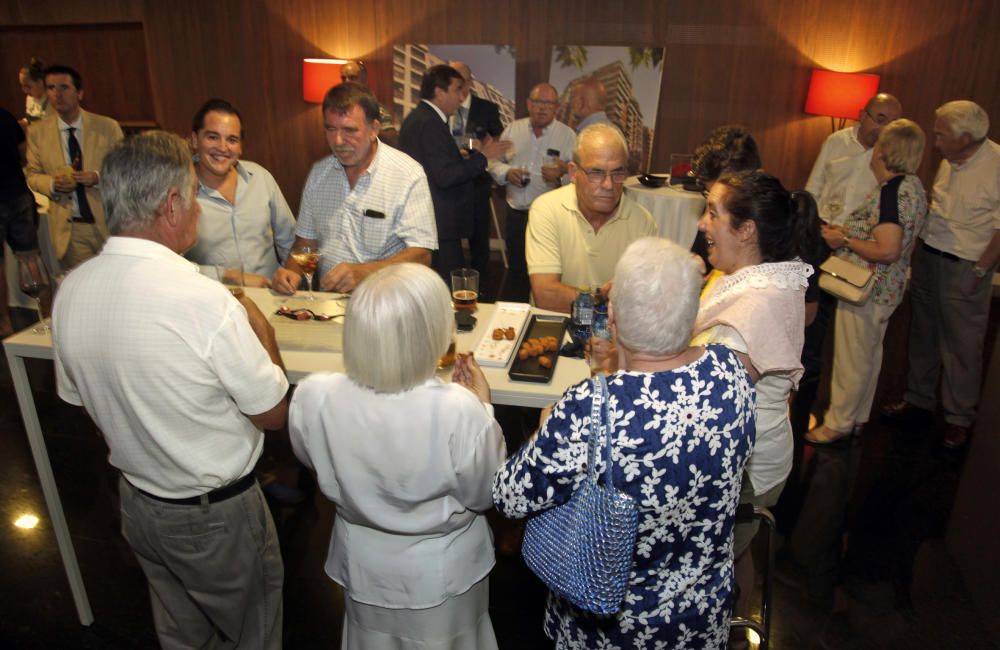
17, 255, 50, 333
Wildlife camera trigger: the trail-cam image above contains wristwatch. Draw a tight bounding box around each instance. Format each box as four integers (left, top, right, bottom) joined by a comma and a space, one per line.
972, 265, 988, 278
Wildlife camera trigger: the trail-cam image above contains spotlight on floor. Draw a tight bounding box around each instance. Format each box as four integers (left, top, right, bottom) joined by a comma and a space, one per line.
14, 514, 40, 529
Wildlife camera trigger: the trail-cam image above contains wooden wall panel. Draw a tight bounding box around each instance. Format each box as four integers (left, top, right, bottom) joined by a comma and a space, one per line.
3, 0, 1000, 212
0, 22, 154, 123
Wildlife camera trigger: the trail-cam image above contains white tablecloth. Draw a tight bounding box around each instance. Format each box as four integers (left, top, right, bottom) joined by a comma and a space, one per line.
623, 176, 704, 249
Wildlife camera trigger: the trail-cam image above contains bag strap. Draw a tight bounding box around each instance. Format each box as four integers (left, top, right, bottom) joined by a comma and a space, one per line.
586, 376, 604, 481
586, 374, 615, 484
596, 373, 615, 486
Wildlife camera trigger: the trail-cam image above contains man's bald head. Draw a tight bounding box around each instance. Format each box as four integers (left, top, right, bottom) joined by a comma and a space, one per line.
571, 78, 608, 120
449, 61, 472, 83
448, 61, 472, 101
858, 93, 902, 148
341, 61, 368, 85
527, 83, 560, 130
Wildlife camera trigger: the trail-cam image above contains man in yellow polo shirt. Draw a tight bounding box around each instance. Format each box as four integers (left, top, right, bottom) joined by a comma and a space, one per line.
526, 123, 657, 312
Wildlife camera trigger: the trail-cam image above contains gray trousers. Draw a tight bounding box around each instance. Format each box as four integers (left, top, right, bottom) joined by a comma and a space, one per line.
904, 243, 993, 427
119, 476, 284, 649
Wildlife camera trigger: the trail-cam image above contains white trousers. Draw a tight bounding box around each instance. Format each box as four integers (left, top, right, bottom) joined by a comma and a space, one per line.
824, 298, 899, 433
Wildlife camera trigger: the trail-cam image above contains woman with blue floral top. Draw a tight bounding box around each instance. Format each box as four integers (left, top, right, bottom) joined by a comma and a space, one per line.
493, 237, 756, 649
806, 119, 928, 445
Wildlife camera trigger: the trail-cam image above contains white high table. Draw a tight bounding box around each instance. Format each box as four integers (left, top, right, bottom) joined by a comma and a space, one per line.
622, 175, 705, 249
2, 288, 588, 625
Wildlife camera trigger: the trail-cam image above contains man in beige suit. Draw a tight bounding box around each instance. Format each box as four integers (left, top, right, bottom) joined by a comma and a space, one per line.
26, 65, 123, 269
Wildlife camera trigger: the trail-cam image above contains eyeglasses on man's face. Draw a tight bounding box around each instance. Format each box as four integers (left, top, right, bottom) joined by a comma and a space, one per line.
864, 109, 891, 126
580, 168, 628, 184
528, 98, 559, 107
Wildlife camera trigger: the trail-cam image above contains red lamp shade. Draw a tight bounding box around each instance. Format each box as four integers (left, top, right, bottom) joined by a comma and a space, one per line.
303, 59, 348, 103
804, 69, 881, 120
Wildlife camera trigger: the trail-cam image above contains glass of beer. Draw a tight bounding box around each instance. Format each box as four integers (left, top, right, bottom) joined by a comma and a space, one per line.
451, 268, 479, 312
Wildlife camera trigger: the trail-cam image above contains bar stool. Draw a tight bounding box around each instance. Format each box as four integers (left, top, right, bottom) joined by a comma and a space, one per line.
730, 505, 776, 649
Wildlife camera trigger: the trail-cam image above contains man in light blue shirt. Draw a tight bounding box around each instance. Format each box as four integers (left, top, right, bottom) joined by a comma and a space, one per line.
185, 99, 296, 287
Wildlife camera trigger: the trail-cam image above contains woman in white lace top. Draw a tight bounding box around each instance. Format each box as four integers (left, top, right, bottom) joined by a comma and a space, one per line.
692, 170, 824, 642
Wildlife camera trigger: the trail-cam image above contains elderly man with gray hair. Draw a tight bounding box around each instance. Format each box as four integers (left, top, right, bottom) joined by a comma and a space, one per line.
882, 100, 1000, 449
526, 122, 657, 312
53, 131, 288, 648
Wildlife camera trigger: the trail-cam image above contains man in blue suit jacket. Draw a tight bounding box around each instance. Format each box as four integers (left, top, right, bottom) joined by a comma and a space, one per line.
399, 64, 509, 279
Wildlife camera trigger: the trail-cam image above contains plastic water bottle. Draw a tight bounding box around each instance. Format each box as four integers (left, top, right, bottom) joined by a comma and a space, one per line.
591, 303, 610, 341
589, 303, 611, 375
571, 286, 594, 345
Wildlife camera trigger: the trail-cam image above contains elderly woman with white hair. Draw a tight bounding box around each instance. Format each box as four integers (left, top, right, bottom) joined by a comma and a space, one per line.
807, 119, 928, 445
494, 237, 756, 648
289, 263, 506, 649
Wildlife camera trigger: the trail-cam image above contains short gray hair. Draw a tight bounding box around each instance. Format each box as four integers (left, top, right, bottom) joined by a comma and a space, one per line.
573, 122, 628, 165
343, 263, 453, 393
877, 119, 925, 174
610, 237, 701, 356
100, 131, 195, 235
936, 100, 989, 141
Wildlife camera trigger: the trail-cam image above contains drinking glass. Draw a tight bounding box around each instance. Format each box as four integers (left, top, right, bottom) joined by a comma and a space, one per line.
17, 255, 49, 334
214, 261, 245, 299
517, 165, 531, 187
451, 268, 479, 312
291, 246, 321, 300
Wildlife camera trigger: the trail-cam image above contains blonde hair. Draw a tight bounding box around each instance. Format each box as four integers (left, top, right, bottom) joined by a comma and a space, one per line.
343, 264, 452, 393
877, 119, 925, 174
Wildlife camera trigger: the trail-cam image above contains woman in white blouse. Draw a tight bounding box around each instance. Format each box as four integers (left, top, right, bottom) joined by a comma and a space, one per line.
289, 263, 506, 649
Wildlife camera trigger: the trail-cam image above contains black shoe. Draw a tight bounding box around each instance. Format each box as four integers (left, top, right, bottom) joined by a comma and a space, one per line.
880, 400, 932, 428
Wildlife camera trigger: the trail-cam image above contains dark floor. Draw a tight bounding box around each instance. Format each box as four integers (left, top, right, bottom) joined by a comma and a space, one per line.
1, 259, 998, 649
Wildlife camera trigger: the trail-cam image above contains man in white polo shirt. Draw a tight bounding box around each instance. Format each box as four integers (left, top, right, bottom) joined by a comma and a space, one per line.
53, 131, 288, 649
526, 123, 657, 313
883, 100, 1000, 448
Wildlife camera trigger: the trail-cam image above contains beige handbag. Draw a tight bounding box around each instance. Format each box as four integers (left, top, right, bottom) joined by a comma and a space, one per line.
819, 255, 875, 305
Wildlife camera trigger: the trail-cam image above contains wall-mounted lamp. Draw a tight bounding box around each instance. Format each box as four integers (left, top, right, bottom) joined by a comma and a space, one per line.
303, 58, 349, 103
804, 69, 881, 131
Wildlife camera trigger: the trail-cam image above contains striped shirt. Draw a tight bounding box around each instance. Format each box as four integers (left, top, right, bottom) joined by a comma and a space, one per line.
296, 142, 438, 277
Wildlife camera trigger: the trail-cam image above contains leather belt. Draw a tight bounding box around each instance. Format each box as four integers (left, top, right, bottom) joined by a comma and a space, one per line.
135, 473, 256, 506
922, 242, 961, 262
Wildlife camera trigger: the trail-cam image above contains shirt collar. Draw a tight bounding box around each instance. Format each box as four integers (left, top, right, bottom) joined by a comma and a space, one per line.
948, 139, 989, 171
850, 123, 864, 148
101, 236, 197, 271
330, 139, 383, 182
195, 160, 249, 196
422, 99, 448, 123
460, 93, 472, 111
58, 113, 83, 132
559, 185, 627, 226
531, 118, 568, 139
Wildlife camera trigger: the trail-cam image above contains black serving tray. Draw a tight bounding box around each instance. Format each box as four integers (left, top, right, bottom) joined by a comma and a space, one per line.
508, 314, 568, 383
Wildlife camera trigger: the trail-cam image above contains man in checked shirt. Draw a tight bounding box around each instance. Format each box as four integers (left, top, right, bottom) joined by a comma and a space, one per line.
272, 82, 437, 295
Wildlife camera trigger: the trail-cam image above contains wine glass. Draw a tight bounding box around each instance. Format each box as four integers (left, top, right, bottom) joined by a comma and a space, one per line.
291, 246, 321, 300
17, 255, 50, 334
